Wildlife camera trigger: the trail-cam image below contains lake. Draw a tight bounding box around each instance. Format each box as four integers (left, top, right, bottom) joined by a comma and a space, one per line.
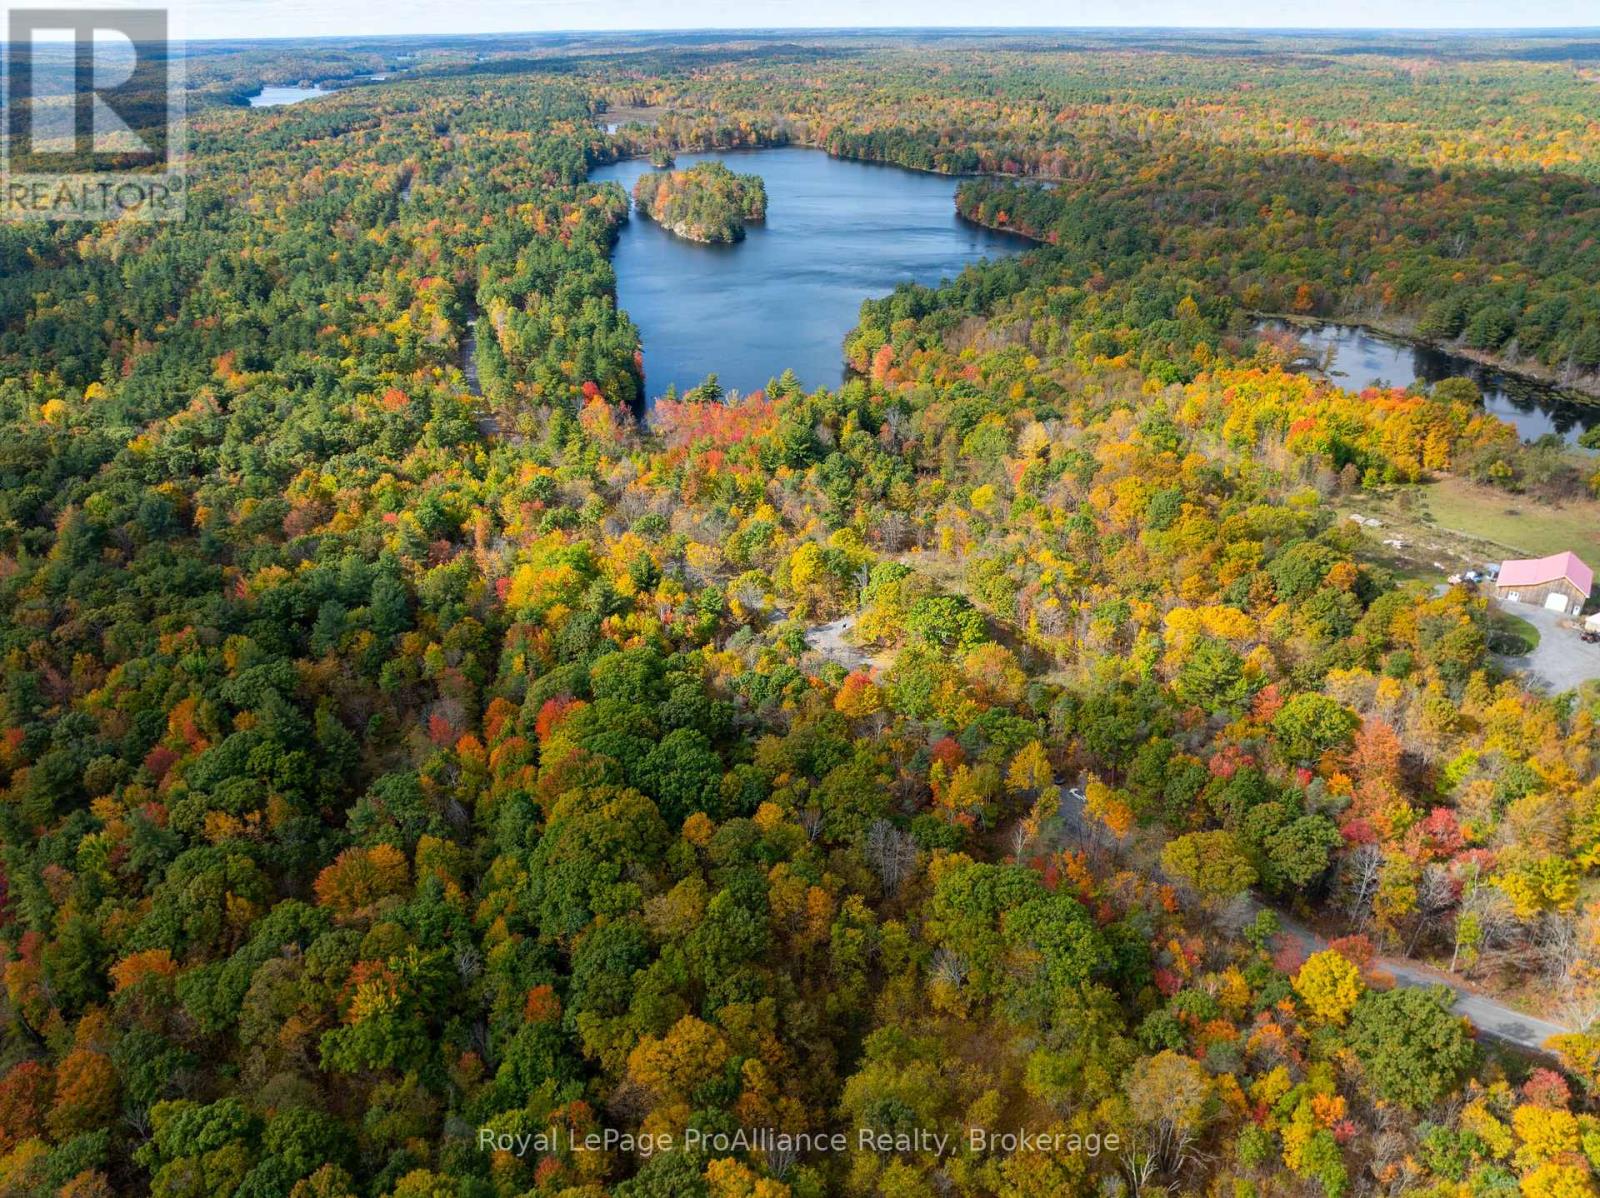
1260, 318, 1599, 446
588, 148, 1028, 400
249, 86, 330, 108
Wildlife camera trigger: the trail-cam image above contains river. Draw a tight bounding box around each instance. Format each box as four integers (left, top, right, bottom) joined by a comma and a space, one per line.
588, 148, 1028, 401
1260, 318, 1598, 446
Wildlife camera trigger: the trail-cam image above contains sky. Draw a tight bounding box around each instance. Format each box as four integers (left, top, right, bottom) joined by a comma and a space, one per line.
158, 0, 1600, 42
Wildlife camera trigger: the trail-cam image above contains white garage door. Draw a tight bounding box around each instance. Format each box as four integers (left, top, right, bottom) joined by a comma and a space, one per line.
1546, 592, 1571, 613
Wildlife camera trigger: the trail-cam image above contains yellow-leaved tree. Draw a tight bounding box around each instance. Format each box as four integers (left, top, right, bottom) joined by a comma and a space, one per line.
1293, 950, 1365, 1025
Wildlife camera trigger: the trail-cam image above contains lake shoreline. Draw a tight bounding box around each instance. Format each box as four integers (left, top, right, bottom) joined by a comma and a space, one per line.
1256, 311, 1600, 407
593, 140, 1061, 186
589, 146, 1026, 399
947, 204, 1600, 407
1255, 316, 1599, 446
592, 141, 1594, 421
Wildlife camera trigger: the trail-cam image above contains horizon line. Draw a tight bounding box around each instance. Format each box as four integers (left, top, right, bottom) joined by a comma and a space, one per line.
172, 23, 1600, 45
12, 23, 1600, 48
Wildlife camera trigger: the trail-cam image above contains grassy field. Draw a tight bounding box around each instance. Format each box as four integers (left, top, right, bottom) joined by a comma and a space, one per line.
1420, 477, 1600, 559
1349, 477, 1600, 587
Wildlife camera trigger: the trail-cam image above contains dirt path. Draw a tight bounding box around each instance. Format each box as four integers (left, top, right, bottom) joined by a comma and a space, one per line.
460, 309, 511, 441
461, 318, 482, 398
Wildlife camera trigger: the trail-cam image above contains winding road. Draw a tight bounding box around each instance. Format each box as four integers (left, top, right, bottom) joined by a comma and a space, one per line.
1056, 785, 1569, 1055
1269, 907, 1569, 1054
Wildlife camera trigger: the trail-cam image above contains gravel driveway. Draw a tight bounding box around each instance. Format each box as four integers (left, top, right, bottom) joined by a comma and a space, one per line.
1272, 910, 1569, 1054
1057, 784, 1570, 1054
1496, 601, 1600, 693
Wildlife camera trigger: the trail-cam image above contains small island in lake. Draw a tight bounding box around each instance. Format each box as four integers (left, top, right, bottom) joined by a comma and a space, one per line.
632, 161, 767, 244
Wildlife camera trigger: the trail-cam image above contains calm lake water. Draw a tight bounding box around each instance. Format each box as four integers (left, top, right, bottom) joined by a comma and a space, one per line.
588, 148, 1028, 400
1261, 319, 1599, 446
249, 86, 330, 108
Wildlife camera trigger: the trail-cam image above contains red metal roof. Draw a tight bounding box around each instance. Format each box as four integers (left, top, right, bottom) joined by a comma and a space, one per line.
1497, 551, 1594, 596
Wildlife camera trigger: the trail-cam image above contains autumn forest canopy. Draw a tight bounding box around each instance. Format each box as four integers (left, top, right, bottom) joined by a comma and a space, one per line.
5, 24, 1600, 1198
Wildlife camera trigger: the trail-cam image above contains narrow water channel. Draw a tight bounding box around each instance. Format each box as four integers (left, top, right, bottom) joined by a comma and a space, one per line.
1260, 318, 1598, 446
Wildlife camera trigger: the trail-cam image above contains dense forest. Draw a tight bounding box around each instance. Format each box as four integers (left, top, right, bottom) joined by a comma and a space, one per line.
1, 28, 1600, 1198
633, 163, 767, 244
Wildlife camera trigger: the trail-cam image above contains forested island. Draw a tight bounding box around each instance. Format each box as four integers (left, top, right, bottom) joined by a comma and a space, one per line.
632, 160, 767, 243
4, 27, 1600, 1198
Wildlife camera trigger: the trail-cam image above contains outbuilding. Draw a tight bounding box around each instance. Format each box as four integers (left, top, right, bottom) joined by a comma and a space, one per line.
1494, 551, 1594, 617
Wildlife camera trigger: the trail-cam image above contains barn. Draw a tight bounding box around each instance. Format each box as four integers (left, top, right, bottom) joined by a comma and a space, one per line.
1493, 551, 1594, 617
